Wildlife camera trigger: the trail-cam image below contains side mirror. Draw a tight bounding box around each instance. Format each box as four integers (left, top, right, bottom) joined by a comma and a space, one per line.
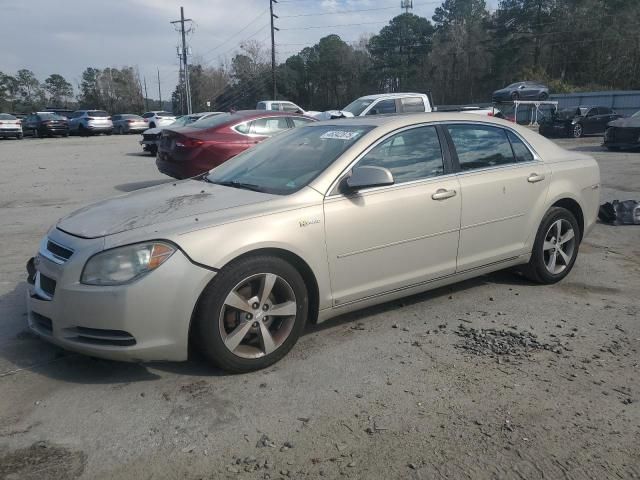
344, 166, 394, 191
519, 85, 526, 89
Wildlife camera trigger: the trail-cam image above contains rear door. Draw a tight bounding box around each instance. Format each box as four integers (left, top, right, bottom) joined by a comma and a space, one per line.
445, 123, 550, 271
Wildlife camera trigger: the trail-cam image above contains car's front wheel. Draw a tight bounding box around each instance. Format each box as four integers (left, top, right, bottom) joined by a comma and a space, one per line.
194, 256, 308, 373
572, 123, 583, 138
522, 207, 580, 284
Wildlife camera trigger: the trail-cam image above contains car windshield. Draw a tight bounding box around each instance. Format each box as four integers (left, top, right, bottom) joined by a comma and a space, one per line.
632, 111, 640, 118
507, 83, 522, 88
205, 125, 373, 195
342, 99, 374, 116
188, 112, 240, 129
38, 113, 65, 120
0, 114, 16, 120
157, 111, 174, 117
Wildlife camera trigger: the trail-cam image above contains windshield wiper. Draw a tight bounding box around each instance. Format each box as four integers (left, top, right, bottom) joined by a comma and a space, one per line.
213, 180, 265, 193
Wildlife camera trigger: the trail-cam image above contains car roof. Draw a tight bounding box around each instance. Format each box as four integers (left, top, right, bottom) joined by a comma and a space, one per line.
357, 92, 426, 100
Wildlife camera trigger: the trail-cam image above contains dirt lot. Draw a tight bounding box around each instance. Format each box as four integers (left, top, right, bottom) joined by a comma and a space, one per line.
0, 133, 638, 480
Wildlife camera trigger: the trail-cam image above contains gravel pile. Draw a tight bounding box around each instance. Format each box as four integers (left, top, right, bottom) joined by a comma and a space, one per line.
455, 325, 562, 357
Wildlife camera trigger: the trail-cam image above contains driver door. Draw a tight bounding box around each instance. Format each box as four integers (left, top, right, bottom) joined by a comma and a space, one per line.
323, 125, 461, 306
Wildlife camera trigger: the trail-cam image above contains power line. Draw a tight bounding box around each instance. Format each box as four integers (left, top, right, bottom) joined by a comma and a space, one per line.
198, 9, 268, 59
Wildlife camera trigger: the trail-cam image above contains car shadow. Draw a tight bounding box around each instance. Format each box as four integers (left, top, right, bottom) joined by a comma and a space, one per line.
124, 152, 154, 157
113, 179, 174, 192
0, 270, 534, 384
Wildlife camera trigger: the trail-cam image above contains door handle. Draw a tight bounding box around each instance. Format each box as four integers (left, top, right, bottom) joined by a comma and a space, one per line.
527, 173, 546, 183
431, 188, 457, 200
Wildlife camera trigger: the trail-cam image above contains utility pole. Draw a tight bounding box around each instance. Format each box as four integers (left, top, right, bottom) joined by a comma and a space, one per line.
143, 76, 149, 111
270, 0, 279, 99
157, 68, 162, 110
171, 7, 193, 114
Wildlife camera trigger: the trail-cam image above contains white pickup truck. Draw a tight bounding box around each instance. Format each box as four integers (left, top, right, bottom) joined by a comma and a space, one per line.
318, 92, 433, 120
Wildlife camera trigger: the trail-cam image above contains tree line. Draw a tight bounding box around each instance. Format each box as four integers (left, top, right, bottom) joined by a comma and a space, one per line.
0, 67, 160, 114
175, 0, 640, 113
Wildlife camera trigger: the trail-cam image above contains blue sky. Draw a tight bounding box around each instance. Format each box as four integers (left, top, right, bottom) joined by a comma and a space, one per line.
0, 0, 499, 100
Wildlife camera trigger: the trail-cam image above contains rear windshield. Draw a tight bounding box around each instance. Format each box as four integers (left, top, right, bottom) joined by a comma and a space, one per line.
0, 114, 16, 120
88, 110, 109, 117
157, 111, 174, 117
122, 114, 143, 120
38, 113, 65, 120
188, 112, 239, 129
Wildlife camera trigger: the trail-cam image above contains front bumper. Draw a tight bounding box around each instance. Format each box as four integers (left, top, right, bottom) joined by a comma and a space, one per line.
539, 123, 569, 137
26, 228, 216, 362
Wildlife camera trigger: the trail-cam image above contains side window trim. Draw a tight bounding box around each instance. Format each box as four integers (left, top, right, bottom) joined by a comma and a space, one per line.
326, 123, 455, 197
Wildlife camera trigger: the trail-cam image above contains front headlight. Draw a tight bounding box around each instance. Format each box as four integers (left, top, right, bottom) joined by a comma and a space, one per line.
81, 242, 175, 286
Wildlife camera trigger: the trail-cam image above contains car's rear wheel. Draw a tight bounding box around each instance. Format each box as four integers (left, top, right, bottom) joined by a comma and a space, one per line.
194, 256, 308, 373
522, 207, 580, 284
572, 123, 583, 138
539, 92, 549, 100
511, 92, 519, 101
78, 124, 88, 136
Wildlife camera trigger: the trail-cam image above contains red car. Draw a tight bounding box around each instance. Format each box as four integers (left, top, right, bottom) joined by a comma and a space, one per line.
156, 110, 316, 179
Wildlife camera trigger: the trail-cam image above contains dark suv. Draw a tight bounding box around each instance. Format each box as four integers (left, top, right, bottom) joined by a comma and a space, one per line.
22, 112, 69, 137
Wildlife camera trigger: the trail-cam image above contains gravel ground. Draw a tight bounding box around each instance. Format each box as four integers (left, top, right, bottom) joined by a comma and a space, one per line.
0, 133, 638, 480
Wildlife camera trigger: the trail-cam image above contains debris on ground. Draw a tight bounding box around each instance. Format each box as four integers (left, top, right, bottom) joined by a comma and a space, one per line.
455, 325, 563, 357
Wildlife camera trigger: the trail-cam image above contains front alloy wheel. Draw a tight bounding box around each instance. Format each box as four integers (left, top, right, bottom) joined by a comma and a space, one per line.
219, 273, 297, 359
572, 123, 583, 138
195, 255, 308, 372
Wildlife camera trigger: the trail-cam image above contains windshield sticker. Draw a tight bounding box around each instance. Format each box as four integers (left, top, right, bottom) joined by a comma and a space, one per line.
320, 130, 361, 140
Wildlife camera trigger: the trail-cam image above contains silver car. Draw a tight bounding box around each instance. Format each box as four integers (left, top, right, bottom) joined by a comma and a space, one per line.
112, 114, 147, 134
26, 114, 600, 372
68, 110, 113, 136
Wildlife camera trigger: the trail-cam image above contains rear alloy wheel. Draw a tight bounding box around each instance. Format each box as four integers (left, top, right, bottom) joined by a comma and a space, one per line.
522, 207, 580, 284
195, 256, 308, 373
572, 123, 583, 138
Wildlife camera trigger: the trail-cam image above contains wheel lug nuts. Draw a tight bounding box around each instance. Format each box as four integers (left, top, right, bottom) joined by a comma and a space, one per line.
253, 322, 259, 327
252, 303, 259, 309
246, 313, 253, 320
262, 304, 269, 311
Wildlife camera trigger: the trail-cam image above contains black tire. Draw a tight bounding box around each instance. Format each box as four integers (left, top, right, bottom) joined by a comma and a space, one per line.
63, 132, 69, 137
539, 92, 549, 100
194, 255, 309, 373
78, 124, 88, 137
149, 145, 158, 156
522, 207, 581, 284
511, 91, 519, 101
17, 133, 23, 140
149, 122, 156, 129
106, 130, 113, 136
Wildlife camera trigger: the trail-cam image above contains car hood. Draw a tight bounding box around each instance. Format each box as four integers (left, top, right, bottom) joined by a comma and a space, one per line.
56, 180, 278, 239
608, 117, 640, 128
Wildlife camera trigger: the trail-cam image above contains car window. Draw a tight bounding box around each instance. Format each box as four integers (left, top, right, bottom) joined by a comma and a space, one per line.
234, 121, 251, 134
250, 117, 290, 136
447, 124, 515, 171
0, 114, 16, 120
368, 99, 396, 115
598, 107, 611, 115
88, 110, 108, 117
400, 97, 425, 113
290, 117, 315, 127
256, 102, 267, 110
142, 113, 152, 118
282, 103, 301, 112
357, 126, 444, 183
507, 131, 534, 163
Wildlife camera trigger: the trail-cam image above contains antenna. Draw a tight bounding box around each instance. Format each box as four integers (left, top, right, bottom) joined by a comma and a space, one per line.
401, 0, 413, 14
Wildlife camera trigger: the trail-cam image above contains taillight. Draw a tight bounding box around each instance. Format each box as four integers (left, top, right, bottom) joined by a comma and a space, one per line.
175, 136, 204, 148
487, 112, 494, 117
127, 119, 135, 123
87, 117, 95, 120
107, 117, 112, 120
